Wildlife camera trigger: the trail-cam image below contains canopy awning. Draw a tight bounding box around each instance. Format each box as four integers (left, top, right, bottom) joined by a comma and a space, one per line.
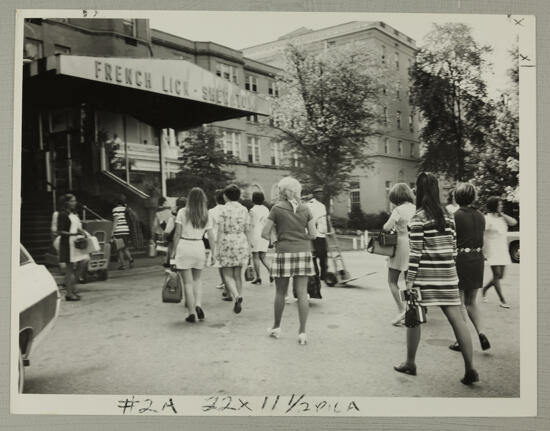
23, 55, 271, 129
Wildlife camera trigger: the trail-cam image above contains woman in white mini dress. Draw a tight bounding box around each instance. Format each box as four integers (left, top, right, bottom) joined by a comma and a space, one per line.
481, 196, 517, 308
249, 191, 271, 284
382, 183, 416, 325
171, 187, 216, 323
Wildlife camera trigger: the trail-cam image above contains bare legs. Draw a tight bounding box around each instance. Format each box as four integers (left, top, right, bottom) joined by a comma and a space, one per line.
252, 251, 270, 282
463, 289, 483, 335
272, 276, 309, 336
272, 277, 289, 329
388, 268, 406, 324
179, 269, 196, 318
482, 265, 507, 304
64, 263, 77, 299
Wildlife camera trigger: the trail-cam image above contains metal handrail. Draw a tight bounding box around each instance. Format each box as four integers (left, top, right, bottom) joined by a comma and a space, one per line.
81, 204, 106, 221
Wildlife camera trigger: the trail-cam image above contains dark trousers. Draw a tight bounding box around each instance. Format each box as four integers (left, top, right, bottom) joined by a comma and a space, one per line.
312, 237, 328, 281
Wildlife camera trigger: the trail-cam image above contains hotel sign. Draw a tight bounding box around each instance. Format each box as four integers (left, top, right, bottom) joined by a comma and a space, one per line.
57, 55, 271, 116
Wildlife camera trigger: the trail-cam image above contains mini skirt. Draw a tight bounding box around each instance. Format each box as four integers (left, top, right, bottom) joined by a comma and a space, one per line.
174, 239, 206, 270
270, 251, 315, 278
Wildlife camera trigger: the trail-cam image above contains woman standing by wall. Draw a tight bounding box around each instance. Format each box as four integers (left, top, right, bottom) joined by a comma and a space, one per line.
249, 191, 271, 285
214, 184, 251, 314
261, 177, 317, 345
482, 196, 518, 308
382, 183, 416, 326
56, 194, 89, 301
393, 173, 478, 385
171, 188, 216, 322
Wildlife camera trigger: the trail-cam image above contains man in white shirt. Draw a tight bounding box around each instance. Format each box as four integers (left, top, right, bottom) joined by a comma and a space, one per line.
306, 186, 328, 282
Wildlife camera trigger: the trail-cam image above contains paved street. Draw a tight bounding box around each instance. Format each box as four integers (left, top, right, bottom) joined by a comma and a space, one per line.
24, 251, 520, 397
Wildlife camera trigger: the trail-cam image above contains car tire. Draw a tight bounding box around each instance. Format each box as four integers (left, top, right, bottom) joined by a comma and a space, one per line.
18, 350, 24, 394
509, 241, 520, 263
325, 272, 338, 286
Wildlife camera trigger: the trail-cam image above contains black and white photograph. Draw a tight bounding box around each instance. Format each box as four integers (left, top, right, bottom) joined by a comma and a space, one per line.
11, 9, 536, 416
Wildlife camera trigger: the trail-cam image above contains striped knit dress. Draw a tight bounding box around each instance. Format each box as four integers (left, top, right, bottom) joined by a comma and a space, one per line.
406, 208, 461, 307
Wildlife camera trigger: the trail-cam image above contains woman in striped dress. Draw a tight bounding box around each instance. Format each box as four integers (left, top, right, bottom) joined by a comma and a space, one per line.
112, 194, 134, 270
394, 173, 479, 385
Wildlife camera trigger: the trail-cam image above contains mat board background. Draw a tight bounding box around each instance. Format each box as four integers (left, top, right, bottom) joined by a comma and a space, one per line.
0, 0, 548, 430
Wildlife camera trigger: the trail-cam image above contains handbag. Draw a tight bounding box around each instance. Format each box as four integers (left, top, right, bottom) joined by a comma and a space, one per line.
403, 289, 427, 328
162, 270, 182, 303
84, 236, 101, 254
245, 260, 256, 282
366, 232, 396, 257
379, 230, 397, 246
308, 275, 322, 299
74, 236, 88, 250
112, 237, 125, 251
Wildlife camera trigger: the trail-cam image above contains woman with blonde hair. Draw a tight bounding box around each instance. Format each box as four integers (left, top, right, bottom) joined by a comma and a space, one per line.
261, 176, 318, 345
171, 188, 216, 322
382, 183, 416, 325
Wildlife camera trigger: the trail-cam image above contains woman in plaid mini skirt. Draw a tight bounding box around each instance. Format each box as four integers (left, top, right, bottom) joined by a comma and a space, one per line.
262, 177, 317, 345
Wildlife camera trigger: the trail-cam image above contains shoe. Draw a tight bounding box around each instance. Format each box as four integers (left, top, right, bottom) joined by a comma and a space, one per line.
500, 302, 511, 309
129, 259, 135, 269
222, 296, 233, 302
269, 276, 274, 283
285, 296, 297, 304
479, 333, 491, 351
251, 279, 262, 285
65, 295, 81, 302
461, 369, 479, 385
118, 265, 125, 270
216, 283, 225, 290
298, 333, 307, 345
267, 327, 281, 339
393, 363, 417, 376
482, 295, 488, 303
195, 306, 205, 321
185, 314, 196, 323
391, 311, 406, 326
449, 341, 461, 352
233, 297, 243, 314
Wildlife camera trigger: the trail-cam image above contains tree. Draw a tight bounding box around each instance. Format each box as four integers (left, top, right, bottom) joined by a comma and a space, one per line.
271, 43, 384, 211
411, 23, 494, 181
166, 126, 237, 206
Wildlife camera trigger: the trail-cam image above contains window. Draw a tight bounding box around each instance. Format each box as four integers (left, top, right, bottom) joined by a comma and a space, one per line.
246, 114, 258, 123
327, 40, 336, 48
245, 75, 258, 92
122, 19, 137, 37
384, 138, 389, 154
410, 142, 415, 157
54, 44, 71, 54
396, 82, 400, 99
216, 63, 238, 83
381, 45, 386, 64
383, 107, 388, 126
23, 38, 43, 60
396, 111, 402, 129
292, 152, 300, 167
408, 58, 413, 71
395, 52, 400, 69
270, 142, 280, 166
247, 136, 260, 164
385, 181, 393, 209
222, 131, 241, 159
409, 113, 414, 132
398, 140, 403, 155
349, 181, 361, 210
268, 82, 279, 97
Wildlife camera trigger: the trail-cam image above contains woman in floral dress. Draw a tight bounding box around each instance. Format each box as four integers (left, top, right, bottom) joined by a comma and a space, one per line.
214, 184, 251, 314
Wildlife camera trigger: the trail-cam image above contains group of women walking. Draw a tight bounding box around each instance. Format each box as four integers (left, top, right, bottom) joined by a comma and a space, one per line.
383, 173, 517, 385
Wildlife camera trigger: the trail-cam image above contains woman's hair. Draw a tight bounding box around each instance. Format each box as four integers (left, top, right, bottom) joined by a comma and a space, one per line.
486, 196, 501, 213
59, 193, 75, 211
215, 189, 225, 205
389, 183, 414, 206
117, 194, 127, 206
223, 184, 241, 202
158, 197, 167, 207
252, 191, 265, 205
447, 189, 456, 205
277, 176, 302, 202
455, 183, 476, 206
185, 188, 208, 229
415, 172, 446, 232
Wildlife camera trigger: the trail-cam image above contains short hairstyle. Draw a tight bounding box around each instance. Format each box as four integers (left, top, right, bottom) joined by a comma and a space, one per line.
175, 197, 187, 211
455, 183, 476, 206
389, 183, 414, 206
278, 176, 302, 201
215, 189, 225, 205
158, 197, 167, 207
223, 184, 241, 201
486, 196, 500, 213
252, 191, 265, 205
117, 194, 127, 206
59, 193, 76, 211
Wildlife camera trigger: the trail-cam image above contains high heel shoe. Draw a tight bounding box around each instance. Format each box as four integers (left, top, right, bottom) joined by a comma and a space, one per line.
195, 306, 205, 321
298, 333, 307, 345
267, 327, 281, 339
185, 314, 196, 323
251, 278, 262, 285
461, 369, 479, 385
479, 333, 491, 351
393, 363, 417, 376
233, 297, 243, 314
391, 311, 406, 326
449, 341, 461, 352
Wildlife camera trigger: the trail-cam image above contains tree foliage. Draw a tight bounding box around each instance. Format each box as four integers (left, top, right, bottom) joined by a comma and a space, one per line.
411, 23, 494, 181
271, 43, 384, 210
166, 126, 237, 206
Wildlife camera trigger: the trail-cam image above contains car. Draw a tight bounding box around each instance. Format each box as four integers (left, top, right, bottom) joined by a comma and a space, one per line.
507, 231, 520, 263
16, 245, 61, 393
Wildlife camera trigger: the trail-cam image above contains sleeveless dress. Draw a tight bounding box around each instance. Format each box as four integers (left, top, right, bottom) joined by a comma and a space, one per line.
217, 201, 250, 267
383, 202, 416, 271
249, 204, 270, 253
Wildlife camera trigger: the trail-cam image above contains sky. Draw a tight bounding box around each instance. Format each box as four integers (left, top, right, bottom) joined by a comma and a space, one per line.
148, 11, 519, 100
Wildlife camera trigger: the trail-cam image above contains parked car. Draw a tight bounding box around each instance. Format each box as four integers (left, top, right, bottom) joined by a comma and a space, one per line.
17, 245, 61, 393
507, 231, 520, 263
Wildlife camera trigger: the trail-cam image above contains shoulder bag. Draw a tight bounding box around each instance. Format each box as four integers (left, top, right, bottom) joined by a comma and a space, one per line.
366, 231, 396, 257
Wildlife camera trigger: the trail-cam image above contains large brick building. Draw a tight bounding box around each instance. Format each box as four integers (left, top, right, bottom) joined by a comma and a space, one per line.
244, 21, 421, 217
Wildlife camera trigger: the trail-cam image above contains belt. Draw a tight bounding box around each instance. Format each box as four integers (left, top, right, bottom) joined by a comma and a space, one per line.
457, 247, 482, 253
181, 237, 203, 241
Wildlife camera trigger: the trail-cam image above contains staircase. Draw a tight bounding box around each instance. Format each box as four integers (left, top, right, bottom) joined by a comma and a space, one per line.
20, 197, 54, 264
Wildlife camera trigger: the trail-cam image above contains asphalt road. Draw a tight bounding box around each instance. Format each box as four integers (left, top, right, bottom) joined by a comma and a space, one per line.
24, 251, 520, 397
